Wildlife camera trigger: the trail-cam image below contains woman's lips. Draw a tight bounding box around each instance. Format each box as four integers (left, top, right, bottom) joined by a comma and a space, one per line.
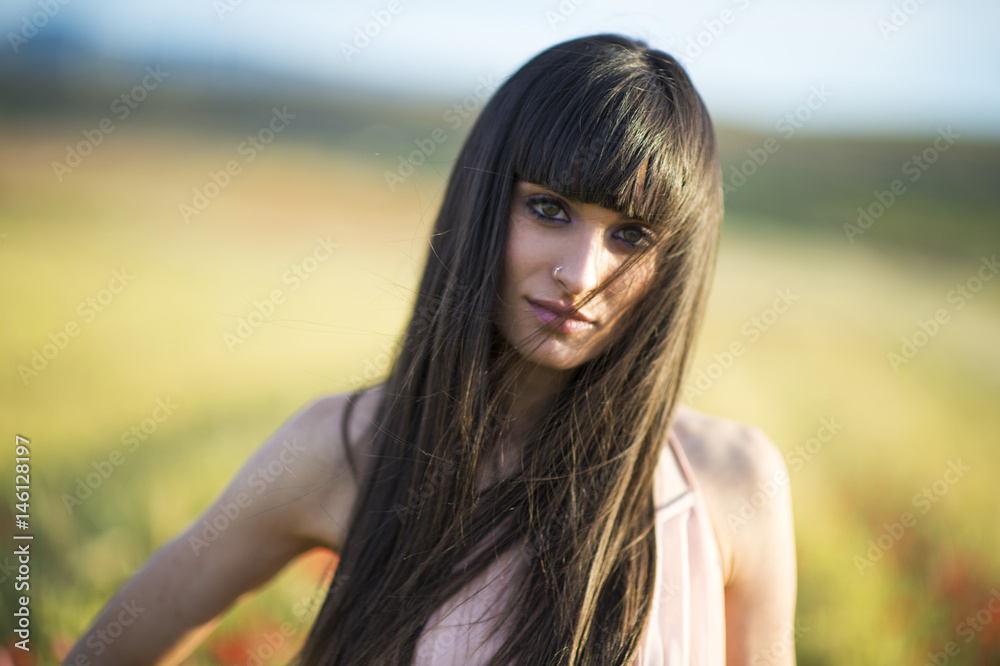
527, 299, 595, 334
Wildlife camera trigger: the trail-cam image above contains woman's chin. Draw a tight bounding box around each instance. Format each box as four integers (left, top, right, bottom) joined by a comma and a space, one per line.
511, 338, 595, 371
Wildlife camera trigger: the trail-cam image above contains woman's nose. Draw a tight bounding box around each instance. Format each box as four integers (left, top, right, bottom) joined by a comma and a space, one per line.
554, 228, 608, 296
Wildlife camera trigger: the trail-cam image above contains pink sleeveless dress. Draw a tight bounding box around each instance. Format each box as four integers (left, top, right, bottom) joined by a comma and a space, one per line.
414, 431, 727, 665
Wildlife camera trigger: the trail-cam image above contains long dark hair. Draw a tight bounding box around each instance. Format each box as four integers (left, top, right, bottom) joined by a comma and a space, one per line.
297, 33, 723, 666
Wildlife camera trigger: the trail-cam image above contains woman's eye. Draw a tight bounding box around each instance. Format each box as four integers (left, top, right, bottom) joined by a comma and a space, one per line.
538, 202, 561, 217
619, 226, 653, 249
527, 196, 569, 221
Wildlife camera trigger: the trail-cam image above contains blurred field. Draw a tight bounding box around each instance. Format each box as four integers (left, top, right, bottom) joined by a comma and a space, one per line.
2, 110, 1000, 665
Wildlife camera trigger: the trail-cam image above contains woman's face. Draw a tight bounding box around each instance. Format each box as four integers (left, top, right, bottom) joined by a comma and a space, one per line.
494, 180, 658, 370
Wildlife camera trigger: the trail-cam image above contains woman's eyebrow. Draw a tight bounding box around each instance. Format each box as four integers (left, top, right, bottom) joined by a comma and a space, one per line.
521, 184, 588, 208
520, 182, 564, 197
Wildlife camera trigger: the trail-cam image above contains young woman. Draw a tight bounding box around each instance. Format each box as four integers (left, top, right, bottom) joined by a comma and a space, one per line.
64, 34, 797, 665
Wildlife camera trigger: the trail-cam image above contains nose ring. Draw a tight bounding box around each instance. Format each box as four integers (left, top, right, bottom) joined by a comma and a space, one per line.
553, 266, 563, 279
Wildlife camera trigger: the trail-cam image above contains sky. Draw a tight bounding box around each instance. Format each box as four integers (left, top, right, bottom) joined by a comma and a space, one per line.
2, 0, 999, 138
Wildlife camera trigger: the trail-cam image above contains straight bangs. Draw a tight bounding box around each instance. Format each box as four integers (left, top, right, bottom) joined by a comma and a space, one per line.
509, 57, 687, 231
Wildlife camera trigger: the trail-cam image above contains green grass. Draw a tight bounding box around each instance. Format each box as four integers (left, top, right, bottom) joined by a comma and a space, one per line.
2, 116, 999, 664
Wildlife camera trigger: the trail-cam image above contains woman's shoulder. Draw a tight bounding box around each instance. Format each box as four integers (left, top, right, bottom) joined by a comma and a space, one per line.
670, 404, 786, 493
670, 404, 792, 586
258, 384, 384, 552
289, 384, 384, 468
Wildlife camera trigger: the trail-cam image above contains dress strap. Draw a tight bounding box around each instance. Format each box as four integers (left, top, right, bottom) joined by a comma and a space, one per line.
665, 429, 700, 493
653, 430, 698, 520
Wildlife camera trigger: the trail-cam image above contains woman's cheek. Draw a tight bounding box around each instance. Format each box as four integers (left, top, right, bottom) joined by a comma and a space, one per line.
506, 217, 548, 279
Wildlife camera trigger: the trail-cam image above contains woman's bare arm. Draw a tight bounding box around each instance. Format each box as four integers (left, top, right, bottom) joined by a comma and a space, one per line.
62, 393, 363, 666
671, 408, 799, 666
720, 426, 799, 666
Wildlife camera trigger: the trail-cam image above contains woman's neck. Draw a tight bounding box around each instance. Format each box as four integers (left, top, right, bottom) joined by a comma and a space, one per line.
502, 361, 567, 441
477, 357, 571, 491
